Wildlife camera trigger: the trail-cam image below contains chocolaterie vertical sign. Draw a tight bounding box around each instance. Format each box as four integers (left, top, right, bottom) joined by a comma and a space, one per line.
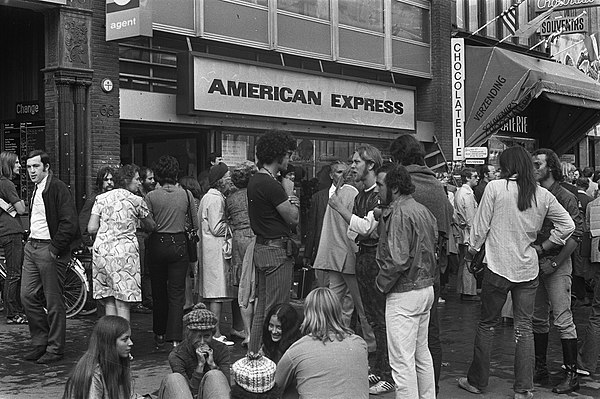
177, 53, 416, 132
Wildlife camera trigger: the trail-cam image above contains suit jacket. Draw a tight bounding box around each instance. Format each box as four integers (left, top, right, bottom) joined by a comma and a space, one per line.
304, 188, 329, 263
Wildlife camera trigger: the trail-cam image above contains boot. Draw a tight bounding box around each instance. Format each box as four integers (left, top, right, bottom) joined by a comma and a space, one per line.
533, 333, 549, 384
552, 339, 580, 394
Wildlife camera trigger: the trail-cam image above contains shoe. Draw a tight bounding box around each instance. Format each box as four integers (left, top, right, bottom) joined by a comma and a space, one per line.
438, 297, 446, 304
514, 392, 533, 399
461, 294, 481, 302
458, 377, 482, 394
368, 373, 381, 385
172, 341, 180, 348
230, 329, 247, 340
561, 364, 590, 376
369, 380, 395, 395
553, 339, 580, 394
241, 338, 249, 348
213, 335, 234, 346
24, 345, 47, 361
36, 352, 63, 364
7, 314, 28, 324
79, 306, 97, 316
131, 303, 152, 314
154, 334, 165, 349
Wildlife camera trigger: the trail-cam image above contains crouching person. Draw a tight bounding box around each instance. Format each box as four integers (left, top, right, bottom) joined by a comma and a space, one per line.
375, 164, 438, 399
159, 303, 230, 399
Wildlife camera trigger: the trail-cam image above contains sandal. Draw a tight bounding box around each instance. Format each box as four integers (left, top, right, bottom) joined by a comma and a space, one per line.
7, 314, 28, 325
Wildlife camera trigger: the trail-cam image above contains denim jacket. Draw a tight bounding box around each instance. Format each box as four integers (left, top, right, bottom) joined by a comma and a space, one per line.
376, 195, 438, 294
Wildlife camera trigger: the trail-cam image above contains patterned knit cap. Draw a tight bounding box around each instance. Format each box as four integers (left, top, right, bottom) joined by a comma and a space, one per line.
183, 303, 217, 331
232, 353, 276, 393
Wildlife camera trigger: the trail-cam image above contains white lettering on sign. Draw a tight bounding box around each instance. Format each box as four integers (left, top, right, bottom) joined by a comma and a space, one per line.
451, 38, 465, 160
16, 104, 39, 116
535, 0, 600, 12
110, 18, 136, 30
464, 147, 489, 159
466, 159, 485, 165
499, 116, 528, 134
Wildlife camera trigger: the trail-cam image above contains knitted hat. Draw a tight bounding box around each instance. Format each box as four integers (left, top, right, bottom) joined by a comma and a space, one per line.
183, 303, 217, 331
209, 162, 229, 185
232, 353, 276, 393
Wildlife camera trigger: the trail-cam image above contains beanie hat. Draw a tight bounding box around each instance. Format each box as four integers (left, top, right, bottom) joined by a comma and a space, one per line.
232, 353, 276, 393
209, 162, 229, 185
183, 303, 217, 331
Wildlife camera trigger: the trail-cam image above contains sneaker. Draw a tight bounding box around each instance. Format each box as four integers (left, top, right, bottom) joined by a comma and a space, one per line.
368, 373, 381, 385
438, 297, 446, 304
213, 335, 234, 346
369, 381, 395, 395
560, 364, 590, 376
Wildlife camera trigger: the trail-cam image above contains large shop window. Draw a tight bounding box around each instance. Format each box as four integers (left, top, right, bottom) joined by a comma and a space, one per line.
391, 1, 430, 43
278, 0, 330, 20
338, 0, 383, 32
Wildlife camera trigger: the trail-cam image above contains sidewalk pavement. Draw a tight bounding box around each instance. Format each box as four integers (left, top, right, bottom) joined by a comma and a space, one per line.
0, 292, 598, 398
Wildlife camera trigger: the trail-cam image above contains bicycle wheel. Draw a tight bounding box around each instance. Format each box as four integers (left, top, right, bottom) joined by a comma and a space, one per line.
63, 259, 87, 318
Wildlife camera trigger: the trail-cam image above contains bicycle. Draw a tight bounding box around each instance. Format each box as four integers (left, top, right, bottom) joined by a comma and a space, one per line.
0, 250, 89, 319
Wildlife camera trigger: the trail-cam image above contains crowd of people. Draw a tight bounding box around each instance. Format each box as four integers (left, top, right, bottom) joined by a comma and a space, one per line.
1, 130, 600, 399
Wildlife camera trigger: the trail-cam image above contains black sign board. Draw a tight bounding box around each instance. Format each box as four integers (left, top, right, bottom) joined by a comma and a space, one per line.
15, 101, 43, 122
1, 121, 46, 202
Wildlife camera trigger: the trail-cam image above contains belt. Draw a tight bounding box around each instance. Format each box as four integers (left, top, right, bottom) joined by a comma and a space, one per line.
358, 245, 377, 254
28, 238, 52, 244
256, 236, 288, 249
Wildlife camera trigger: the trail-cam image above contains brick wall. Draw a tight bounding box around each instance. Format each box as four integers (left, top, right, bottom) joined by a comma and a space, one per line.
420, 0, 452, 161
88, 0, 121, 193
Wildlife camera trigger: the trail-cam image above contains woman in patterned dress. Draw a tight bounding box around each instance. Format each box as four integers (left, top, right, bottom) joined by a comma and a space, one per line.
88, 165, 155, 322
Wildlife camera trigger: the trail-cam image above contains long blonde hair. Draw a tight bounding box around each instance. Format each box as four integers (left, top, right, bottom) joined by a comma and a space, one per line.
0, 152, 18, 179
301, 287, 353, 343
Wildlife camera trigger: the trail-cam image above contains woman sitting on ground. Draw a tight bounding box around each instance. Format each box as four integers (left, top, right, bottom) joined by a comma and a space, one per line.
261, 303, 301, 364
63, 315, 137, 399
274, 287, 368, 399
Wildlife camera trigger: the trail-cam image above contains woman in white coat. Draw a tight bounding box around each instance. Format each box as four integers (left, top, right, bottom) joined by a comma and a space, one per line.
199, 163, 234, 345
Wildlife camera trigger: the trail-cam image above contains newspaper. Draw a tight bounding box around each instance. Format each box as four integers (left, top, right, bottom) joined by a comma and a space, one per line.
0, 198, 17, 217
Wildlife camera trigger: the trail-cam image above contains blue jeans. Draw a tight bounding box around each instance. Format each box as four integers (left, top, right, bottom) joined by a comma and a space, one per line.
579, 264, 600, 373
248, 243, 292, 353
158, 370, 230, 399
20, 241, 68, 355
467, 269, 538, 394
1, 233, 24, 318
147, 233, 188, 342
532, 258, 577, 339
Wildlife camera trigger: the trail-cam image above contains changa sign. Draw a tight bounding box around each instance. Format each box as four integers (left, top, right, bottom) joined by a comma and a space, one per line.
178, 54, 415, 131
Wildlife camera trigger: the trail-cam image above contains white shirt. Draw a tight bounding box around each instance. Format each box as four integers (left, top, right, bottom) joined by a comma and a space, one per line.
469, 179, 574, 283
29, 175, 51, 240
347, 183, 379, 240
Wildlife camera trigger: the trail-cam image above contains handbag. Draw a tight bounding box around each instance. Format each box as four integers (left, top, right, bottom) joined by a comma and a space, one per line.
185, 190, 199, 262
223, 226, 233, 260
466, 245, 486, 275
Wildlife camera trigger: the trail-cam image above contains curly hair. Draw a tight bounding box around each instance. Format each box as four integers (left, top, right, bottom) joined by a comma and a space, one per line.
114, 164, 139, 190
153, 155, 180, 185
94, 166, 115, 193
389, 134, 426, 166
255, 131, 297, 165
179, 176, 203, 200
262, 303, 302, 364
231, 161, 258, 189
385, 164, 415, 196
532, 148, 563, 182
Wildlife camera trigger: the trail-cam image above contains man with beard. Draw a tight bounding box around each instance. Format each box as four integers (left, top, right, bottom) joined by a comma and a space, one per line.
247, 131, 299, 353
313, 161, 371, 343
389, 134, 452, 396
531, 148, 582, 394
474, 164, 496, 204
376, 163, 438, 398
133, 166, 156, 313
328, 145, 386, 394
